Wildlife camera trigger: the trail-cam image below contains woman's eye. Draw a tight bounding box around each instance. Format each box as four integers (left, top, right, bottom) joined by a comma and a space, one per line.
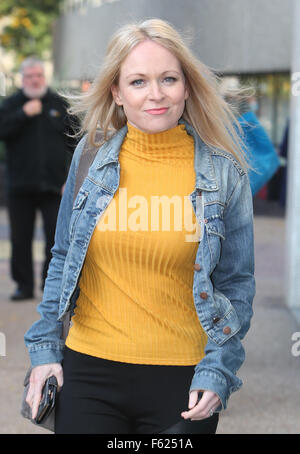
131, 79, 144, 87
163, 77, 177, 84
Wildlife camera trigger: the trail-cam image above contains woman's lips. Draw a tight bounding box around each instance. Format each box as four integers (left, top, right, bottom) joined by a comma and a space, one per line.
145, 108, 168, 115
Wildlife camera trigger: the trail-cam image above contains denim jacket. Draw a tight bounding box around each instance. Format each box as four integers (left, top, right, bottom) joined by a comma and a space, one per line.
24, 119, 255, 411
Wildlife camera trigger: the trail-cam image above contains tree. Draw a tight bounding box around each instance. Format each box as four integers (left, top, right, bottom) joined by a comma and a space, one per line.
0, 0, 64, 64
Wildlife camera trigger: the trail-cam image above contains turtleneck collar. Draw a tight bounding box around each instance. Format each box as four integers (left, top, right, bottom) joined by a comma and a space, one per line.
120, 122, 194, 164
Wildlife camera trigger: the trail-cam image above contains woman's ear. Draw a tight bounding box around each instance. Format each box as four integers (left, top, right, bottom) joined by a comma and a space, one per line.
111, 85, 122, 106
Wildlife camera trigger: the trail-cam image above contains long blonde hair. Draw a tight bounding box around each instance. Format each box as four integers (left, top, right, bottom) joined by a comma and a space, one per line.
68, 18, 248, 168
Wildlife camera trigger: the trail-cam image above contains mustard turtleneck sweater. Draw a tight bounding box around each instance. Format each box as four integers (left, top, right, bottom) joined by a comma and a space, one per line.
66, 123, 208, 365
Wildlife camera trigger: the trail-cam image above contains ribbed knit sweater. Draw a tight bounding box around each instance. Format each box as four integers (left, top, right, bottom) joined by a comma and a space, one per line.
66, 123, 207, 365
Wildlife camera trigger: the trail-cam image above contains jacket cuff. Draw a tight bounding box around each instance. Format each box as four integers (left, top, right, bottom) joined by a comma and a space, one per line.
189, 369, 239, 411
28, 344, 64, 367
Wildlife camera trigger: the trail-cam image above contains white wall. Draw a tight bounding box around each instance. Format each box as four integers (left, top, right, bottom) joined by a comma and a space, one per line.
285, 0, 300, 320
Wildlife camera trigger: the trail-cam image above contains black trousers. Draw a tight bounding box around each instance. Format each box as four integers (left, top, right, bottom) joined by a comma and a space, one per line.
55, 347, 219, 434
7, 191, 61, 294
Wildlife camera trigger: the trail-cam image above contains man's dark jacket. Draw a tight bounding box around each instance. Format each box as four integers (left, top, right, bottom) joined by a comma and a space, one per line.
0, 88, 78, 194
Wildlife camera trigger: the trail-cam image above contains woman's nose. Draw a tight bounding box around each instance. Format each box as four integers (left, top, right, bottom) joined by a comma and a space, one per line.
148, 81, 164, 101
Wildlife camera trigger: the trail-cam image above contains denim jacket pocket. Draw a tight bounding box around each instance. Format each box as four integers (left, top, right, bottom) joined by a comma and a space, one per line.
207, 289, 241, 346
69, 189, 89, 239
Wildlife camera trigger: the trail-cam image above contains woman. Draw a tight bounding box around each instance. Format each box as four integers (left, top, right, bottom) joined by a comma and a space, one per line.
24, 19, 255, 434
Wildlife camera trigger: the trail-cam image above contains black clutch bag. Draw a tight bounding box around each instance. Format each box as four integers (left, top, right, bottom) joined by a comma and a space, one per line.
21, 370, 57, 432
34, 375, 58, 424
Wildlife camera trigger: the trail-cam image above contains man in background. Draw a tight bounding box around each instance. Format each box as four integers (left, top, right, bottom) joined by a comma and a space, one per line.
0, 57, 78, 301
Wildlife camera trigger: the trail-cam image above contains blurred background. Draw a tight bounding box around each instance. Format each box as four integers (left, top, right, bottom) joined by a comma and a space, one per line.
0, 0, 292, 215
0, 0, 300, 434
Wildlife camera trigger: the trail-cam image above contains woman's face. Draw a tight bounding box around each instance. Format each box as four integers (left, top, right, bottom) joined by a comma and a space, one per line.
111, 40, 189, 133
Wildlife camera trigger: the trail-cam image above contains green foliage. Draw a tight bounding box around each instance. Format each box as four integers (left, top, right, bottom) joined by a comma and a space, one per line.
0, 0, 62, 17
0, 0, 64, 64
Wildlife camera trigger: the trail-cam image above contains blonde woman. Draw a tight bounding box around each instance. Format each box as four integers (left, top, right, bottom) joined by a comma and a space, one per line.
24, 19, 255, 434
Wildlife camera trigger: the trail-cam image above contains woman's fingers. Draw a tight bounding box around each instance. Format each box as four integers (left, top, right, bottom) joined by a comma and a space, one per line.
181, 390, 220, 420
188, 390, 199, 409
25, 383, 33, 407
25, 363, 63, 420
30, 384, 43, 420
25, 379, 43, 420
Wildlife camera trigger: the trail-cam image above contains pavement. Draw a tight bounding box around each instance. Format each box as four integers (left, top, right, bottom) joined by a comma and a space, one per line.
0, 199, 300, 434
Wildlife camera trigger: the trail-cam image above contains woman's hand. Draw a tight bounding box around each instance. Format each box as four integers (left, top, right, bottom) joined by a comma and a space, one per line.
25, 363, 63, 420
181, 390, 221, 420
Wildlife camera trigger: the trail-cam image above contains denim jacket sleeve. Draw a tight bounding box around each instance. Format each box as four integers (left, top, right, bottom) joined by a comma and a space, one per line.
24, 135, 87, 367
189, 170, 255, 410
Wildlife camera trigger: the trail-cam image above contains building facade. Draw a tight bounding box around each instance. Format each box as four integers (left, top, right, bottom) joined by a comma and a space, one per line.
53, 0, 292, 146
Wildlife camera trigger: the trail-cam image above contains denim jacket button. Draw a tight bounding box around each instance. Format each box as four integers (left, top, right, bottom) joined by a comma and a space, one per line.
223, 326, 231, 335
194, 263, 201, 271
200, 292, 208, 299
213, 316, 220, 324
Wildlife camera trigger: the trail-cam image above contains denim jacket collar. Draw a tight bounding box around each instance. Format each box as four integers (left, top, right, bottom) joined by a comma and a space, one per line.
93, 119, 219, 192
94, 125, 127, 170
181, 119, 219, 192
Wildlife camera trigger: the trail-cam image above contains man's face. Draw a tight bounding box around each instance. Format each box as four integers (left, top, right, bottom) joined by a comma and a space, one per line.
22, 65, 47, 98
